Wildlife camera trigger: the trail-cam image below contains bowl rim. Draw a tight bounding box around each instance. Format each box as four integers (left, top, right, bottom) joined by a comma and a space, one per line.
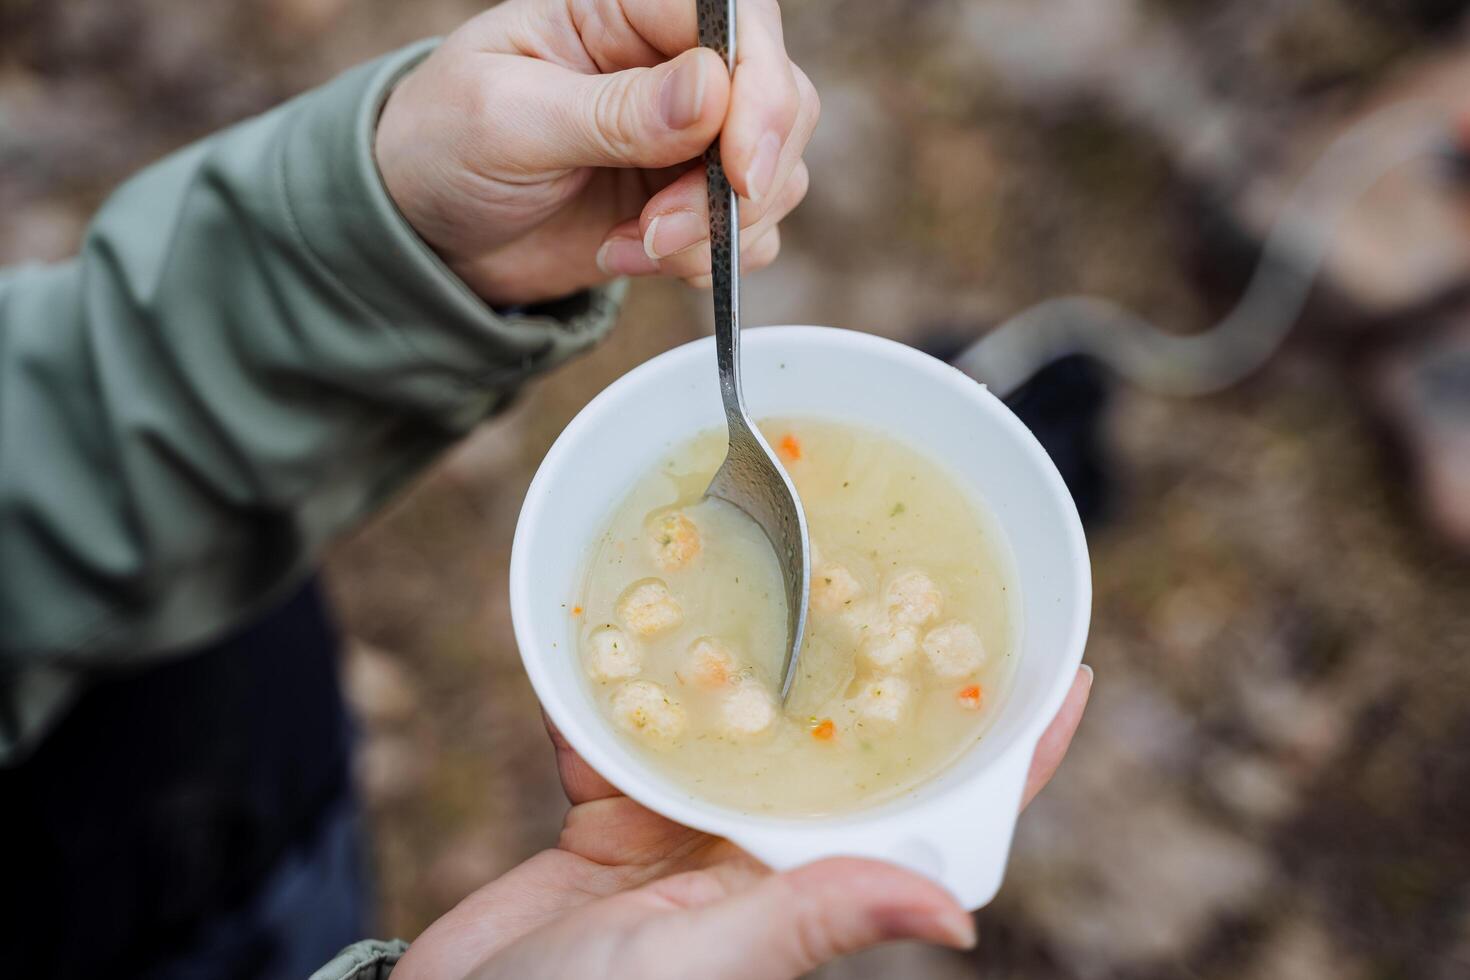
510, 324, 1092, 834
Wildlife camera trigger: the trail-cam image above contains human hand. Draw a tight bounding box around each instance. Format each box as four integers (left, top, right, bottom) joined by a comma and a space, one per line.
392, 666, 1093, 980
375, 0, 818, 306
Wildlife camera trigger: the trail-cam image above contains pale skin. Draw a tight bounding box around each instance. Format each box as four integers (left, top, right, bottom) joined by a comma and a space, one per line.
375, 1, 1092, 974
376, 0, 819, 305
393, 668, 1092, 980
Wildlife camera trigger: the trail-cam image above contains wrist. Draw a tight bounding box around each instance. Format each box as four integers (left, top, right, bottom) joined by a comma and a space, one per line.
374, 66, 447, 263
373, 60, 595, 308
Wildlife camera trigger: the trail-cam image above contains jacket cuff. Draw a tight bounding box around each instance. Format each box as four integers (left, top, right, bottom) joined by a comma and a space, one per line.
310, 939, 410, 980
280, 40, 624, 416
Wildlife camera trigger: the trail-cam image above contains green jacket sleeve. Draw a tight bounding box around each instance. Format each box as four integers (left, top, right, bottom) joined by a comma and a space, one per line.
0, 40, 623, 758
309, 939, 410, 980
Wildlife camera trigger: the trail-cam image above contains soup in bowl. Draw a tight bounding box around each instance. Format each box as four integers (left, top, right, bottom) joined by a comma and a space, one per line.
577, 417, 1019, 815
510, 326, 1090, 909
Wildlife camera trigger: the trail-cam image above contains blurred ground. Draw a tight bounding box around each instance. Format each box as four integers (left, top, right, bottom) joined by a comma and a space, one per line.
5, 1, 1470, 976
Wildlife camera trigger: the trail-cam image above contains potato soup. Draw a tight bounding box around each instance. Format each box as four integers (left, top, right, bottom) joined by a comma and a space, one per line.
574, 418, 1018, 815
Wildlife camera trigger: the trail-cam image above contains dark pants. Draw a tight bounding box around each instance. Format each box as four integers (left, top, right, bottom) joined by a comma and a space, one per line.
1, 580, 368, 979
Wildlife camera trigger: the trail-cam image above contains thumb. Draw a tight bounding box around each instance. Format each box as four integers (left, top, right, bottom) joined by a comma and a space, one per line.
507, 47, 729, 173
661, 858, 976, 979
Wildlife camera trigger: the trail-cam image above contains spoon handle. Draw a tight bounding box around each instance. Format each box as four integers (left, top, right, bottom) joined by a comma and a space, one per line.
698, 0, 743, 422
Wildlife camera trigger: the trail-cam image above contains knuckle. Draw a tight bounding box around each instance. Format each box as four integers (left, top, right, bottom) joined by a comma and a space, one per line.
785, 162, 810, 208
761, 232, 783, 263
454, 62, 524, 171
738, 193, 769, 229
743, 229, 781, 268
775, 71, 802, 127
664, 241, 714, 279
588, 73, 639, 161
791, 905, 840, 971
460, 66, 502, 135
796, 67, 821, 125
747, 0, 785, 32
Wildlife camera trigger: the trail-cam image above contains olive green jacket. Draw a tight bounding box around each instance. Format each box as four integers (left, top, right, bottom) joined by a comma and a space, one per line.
0, 40, 622, 977
311, 939, 411, 980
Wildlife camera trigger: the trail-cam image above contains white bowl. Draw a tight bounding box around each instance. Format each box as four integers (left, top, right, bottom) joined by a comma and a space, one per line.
510, 325, 1091, 909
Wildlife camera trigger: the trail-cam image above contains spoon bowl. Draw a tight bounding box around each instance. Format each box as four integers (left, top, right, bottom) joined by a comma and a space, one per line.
704, 412, 810, 700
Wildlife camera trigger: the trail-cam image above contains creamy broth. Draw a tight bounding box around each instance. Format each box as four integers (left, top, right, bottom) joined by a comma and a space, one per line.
576, 418, 1018, 815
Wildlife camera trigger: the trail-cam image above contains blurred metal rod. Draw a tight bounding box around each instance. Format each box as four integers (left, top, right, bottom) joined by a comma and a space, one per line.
955, 103, 1449, 399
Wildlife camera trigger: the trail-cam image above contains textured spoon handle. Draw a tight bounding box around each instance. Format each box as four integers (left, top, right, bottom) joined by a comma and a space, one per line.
698, 0, 742, 419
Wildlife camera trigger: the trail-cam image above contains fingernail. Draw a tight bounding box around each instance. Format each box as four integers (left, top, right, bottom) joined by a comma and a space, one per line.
596, 237, 658, 276
660, 53, 706, 130
1079, 664, 1094, 689
926, 909, 978, 950
949, 912, 979, 950
881, 907, 977, 950
744, 130, 781, 202
643, 210, 706, 259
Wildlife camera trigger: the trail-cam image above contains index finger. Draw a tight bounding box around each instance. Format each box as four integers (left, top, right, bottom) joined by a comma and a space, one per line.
626, 0, 803, 200
719, 0, 802, 202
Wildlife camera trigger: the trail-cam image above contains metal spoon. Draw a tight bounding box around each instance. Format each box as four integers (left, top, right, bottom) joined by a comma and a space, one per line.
697, 0, 810, 702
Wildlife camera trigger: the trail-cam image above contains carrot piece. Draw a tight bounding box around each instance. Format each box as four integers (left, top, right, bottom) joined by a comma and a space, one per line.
571, 606, 583, 616
956, 685, 984, 709
779, 433, 802, 461
810, 718, 836, 741
694, 659, 730, 689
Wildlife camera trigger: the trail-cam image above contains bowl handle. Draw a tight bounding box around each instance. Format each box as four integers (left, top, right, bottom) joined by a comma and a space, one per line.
728, 742, 1035, 910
